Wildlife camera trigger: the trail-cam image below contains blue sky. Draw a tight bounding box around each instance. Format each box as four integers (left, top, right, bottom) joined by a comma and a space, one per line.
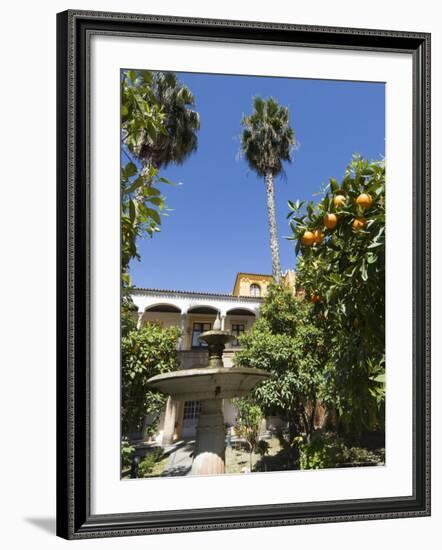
128, 72, 385, 294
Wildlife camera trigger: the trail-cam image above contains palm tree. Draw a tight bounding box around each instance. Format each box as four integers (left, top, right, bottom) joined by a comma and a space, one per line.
135, 72, 200, 170
241, 97, 295, 282
128, 71, 200, 247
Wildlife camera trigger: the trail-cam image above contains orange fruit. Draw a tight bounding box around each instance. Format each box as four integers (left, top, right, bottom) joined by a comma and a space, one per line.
352, 217, 366, 231
313, 229, 324, 244
356, 193, 373, 209
324, 213, 338, 229
333, 195, 346, 208
311, 294, 321, 303
301, 231, 315, 246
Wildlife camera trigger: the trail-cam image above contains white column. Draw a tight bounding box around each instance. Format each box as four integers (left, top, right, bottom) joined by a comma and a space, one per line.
179, 312, 188, 350
162, 397, 179, 446
136, 311, 144, 329
191, 399, 226, 475
220, 314, 226, 331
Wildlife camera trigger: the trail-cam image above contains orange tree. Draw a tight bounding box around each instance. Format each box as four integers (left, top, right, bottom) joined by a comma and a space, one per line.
287, 156, 385, 434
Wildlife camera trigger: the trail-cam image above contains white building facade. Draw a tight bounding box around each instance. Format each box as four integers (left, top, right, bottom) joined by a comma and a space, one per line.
130, 272, 295, 444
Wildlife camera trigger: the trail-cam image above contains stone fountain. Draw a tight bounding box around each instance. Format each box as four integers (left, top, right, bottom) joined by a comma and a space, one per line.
147, 313, 270, 475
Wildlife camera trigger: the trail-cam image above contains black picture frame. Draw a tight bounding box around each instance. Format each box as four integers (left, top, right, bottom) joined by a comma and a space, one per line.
56, 9, 431, 540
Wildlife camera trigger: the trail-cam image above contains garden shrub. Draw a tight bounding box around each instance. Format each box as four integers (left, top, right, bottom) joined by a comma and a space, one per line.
299, 431, 384, 469
121, 439, 135, 470
137, 448, 164, 477
299, 432, 346, 469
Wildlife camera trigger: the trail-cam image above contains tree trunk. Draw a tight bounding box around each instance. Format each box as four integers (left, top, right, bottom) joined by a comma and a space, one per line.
301, 410, 310, 441
309, 400, 317, 435
264, 172, 282, 282
287, 419, 300, 469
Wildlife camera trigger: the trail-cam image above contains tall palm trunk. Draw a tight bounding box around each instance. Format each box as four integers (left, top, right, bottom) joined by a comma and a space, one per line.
265, 171, 282, 282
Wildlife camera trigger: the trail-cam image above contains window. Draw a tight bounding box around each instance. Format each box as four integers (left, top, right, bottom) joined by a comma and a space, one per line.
250, 283, 261, 297
191, 322, 212, 348
231, 323, 245, 347
183, 400, 201, 420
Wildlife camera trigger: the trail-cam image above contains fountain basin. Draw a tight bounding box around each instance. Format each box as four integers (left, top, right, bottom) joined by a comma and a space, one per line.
147, 366, 270, 401
146, 321, 270, 475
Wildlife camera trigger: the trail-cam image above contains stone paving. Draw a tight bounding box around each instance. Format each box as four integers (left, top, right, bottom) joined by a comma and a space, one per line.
161, 439, 195, 476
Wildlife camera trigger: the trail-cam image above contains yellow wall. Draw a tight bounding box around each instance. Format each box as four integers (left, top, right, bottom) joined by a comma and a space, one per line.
232, 271, 296, 297
232, 273, 273, 297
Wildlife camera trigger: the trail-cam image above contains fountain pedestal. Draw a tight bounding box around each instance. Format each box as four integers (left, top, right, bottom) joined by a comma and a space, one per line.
147, 315, 270, 475
192, 399, 225, 475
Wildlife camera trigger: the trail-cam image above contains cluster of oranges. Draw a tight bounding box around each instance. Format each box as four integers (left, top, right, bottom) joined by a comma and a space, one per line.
300, 229, 324, 246
303, 192, 374, 305
301, 193, 373, 246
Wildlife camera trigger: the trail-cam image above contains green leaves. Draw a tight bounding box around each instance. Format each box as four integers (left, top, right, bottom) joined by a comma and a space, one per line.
121, 323, 181, 436
120, 70, 200, 285
145, 207, 161, 225
234, 284, 327, 442
127, 69, 137, 83
123, 162, 138, 178
120, 69, 170, 278
120, 160, 168, 277
240, 96, 295, 177
146, 196, 163, 206
329, 177, 339, 194
360, 257, 368, 281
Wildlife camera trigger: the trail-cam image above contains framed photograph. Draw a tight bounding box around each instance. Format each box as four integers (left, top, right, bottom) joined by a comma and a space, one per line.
56, 9, 431, 539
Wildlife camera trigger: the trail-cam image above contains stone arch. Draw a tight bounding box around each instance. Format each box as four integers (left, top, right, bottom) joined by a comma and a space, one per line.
225, 307, 257, 317
141, 302, 182, 331
144, 303, 182, 313
187, 305, 219, 315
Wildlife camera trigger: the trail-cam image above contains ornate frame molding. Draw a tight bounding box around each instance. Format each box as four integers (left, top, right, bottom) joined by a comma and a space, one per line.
57, 10, 431, 539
